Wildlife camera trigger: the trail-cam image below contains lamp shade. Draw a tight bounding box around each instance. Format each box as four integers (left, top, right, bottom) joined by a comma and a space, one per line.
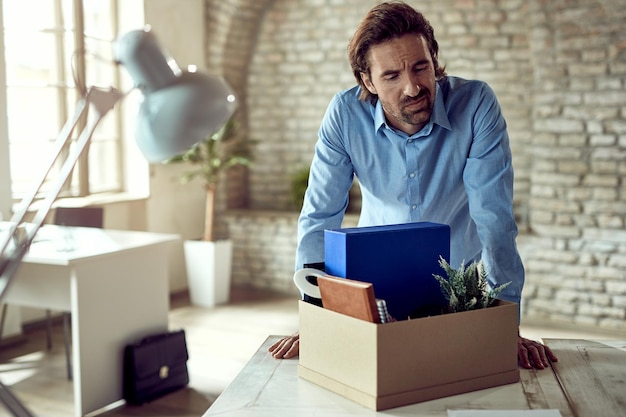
114, 28, 236, 162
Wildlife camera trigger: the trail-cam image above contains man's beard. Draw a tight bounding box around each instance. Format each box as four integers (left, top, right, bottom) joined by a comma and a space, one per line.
399, 91, 433, 126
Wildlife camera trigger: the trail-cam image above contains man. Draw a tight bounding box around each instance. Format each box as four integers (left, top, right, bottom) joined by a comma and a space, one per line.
270, 2, 557, 369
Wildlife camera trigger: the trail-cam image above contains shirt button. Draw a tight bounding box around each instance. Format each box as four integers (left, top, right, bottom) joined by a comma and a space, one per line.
411, 205, 417, 210
409, 172, 416, 178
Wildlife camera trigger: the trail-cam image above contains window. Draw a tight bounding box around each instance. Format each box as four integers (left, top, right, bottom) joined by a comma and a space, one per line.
3, 0, 123, 200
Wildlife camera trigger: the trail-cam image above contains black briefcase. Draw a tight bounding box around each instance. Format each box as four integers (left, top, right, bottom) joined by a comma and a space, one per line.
123, 329, 190, 405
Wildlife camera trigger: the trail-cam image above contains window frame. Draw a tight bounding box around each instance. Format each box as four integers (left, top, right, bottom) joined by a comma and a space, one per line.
2, 0, 133, 202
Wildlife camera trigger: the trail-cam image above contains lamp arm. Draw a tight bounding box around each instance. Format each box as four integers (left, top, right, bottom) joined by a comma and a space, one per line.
0, 384, 35, 417
0, 95, 88, 257
0, 86, 124, 304
29, 87, 124, 229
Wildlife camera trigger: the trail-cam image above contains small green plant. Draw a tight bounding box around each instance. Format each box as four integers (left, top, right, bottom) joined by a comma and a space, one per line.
165, 116, 253, 241
433, 256, 511, 313
289, 166, 362, 213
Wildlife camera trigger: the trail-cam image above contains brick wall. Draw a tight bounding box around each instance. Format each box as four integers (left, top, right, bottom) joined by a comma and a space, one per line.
207, 0, 626, 333
226, 209, 358, 295
521, 0, 626, 330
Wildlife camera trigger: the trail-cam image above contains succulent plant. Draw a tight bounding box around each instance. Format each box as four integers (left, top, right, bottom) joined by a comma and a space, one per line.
433, 256, 511, 313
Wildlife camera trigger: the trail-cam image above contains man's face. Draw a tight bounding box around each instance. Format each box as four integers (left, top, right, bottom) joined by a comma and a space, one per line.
361, 34, 436, 135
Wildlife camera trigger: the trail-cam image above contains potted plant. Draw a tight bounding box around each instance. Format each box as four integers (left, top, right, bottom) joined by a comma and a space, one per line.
433, 256, 511, 313
166, 116, 252, 307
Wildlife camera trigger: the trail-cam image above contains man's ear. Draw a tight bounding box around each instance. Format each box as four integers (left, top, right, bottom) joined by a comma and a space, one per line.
360, 72, 377, 95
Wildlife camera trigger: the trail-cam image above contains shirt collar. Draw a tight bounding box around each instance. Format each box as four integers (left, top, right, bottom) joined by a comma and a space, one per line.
374, 81, 452, 135
431, 81, 452, 131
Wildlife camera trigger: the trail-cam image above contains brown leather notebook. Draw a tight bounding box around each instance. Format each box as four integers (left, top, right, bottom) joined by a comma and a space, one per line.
317, 275, 380, 323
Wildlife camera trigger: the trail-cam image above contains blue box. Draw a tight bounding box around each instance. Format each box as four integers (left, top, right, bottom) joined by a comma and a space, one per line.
324, 222, 450, 321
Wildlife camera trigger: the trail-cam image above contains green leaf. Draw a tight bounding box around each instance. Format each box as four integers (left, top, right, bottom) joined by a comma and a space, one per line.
163, 115, 254, 189
433, 256, 512, 313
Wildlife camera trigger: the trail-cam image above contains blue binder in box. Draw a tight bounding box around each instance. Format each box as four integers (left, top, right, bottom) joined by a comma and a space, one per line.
324, 222, 450, 321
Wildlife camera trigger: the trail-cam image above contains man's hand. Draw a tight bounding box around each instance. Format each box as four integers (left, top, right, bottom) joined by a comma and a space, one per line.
518, 334, 558, 369
269, 333, 300, 359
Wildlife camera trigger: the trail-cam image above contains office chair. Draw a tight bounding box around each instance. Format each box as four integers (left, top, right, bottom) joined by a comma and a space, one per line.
54, 206, 104, 229
50, 206, 104, 380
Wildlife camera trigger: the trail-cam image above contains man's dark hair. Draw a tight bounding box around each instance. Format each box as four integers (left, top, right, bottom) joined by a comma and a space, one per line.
348, 2, 446, 103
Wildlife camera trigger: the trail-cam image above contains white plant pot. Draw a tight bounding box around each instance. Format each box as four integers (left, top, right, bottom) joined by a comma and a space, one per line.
184, 239, 232, 308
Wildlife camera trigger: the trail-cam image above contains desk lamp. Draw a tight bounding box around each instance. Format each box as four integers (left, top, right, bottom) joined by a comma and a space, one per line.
0, 27, 236, 416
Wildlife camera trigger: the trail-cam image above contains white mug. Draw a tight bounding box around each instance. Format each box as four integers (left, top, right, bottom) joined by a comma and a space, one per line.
293, 268, 326, 299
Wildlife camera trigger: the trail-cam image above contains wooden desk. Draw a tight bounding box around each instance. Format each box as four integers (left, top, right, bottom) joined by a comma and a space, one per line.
2, 224, 180, 417
538, 339, 626, 417
204, 337, 626, 417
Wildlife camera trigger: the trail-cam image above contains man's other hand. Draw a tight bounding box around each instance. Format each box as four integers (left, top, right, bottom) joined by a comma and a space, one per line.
269, 333, 300, 359
518, 335, 558, 369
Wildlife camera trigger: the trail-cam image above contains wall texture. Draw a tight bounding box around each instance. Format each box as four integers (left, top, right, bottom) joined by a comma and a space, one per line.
205, 0, 626, 333
522, 0, 626, 329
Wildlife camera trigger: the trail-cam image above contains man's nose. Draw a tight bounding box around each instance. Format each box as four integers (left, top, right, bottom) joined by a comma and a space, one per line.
403, 75, 421, 97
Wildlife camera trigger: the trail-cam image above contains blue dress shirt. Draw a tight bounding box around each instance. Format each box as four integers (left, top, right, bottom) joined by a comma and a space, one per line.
296, 76, 524, 305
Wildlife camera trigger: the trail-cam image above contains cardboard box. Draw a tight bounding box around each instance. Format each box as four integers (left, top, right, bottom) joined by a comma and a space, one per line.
298, 299, 520, 411
324, 222, 450, 320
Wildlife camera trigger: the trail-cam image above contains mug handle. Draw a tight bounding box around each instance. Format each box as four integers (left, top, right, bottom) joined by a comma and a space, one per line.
293, 268, 325, 299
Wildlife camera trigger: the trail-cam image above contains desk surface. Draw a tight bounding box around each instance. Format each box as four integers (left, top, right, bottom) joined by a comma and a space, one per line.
23, 224, 179, 265
204, 337, 626, 417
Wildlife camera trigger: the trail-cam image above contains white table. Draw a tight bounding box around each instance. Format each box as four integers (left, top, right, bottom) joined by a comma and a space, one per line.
204, 337, 626, 417
1, 224, 180, 416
